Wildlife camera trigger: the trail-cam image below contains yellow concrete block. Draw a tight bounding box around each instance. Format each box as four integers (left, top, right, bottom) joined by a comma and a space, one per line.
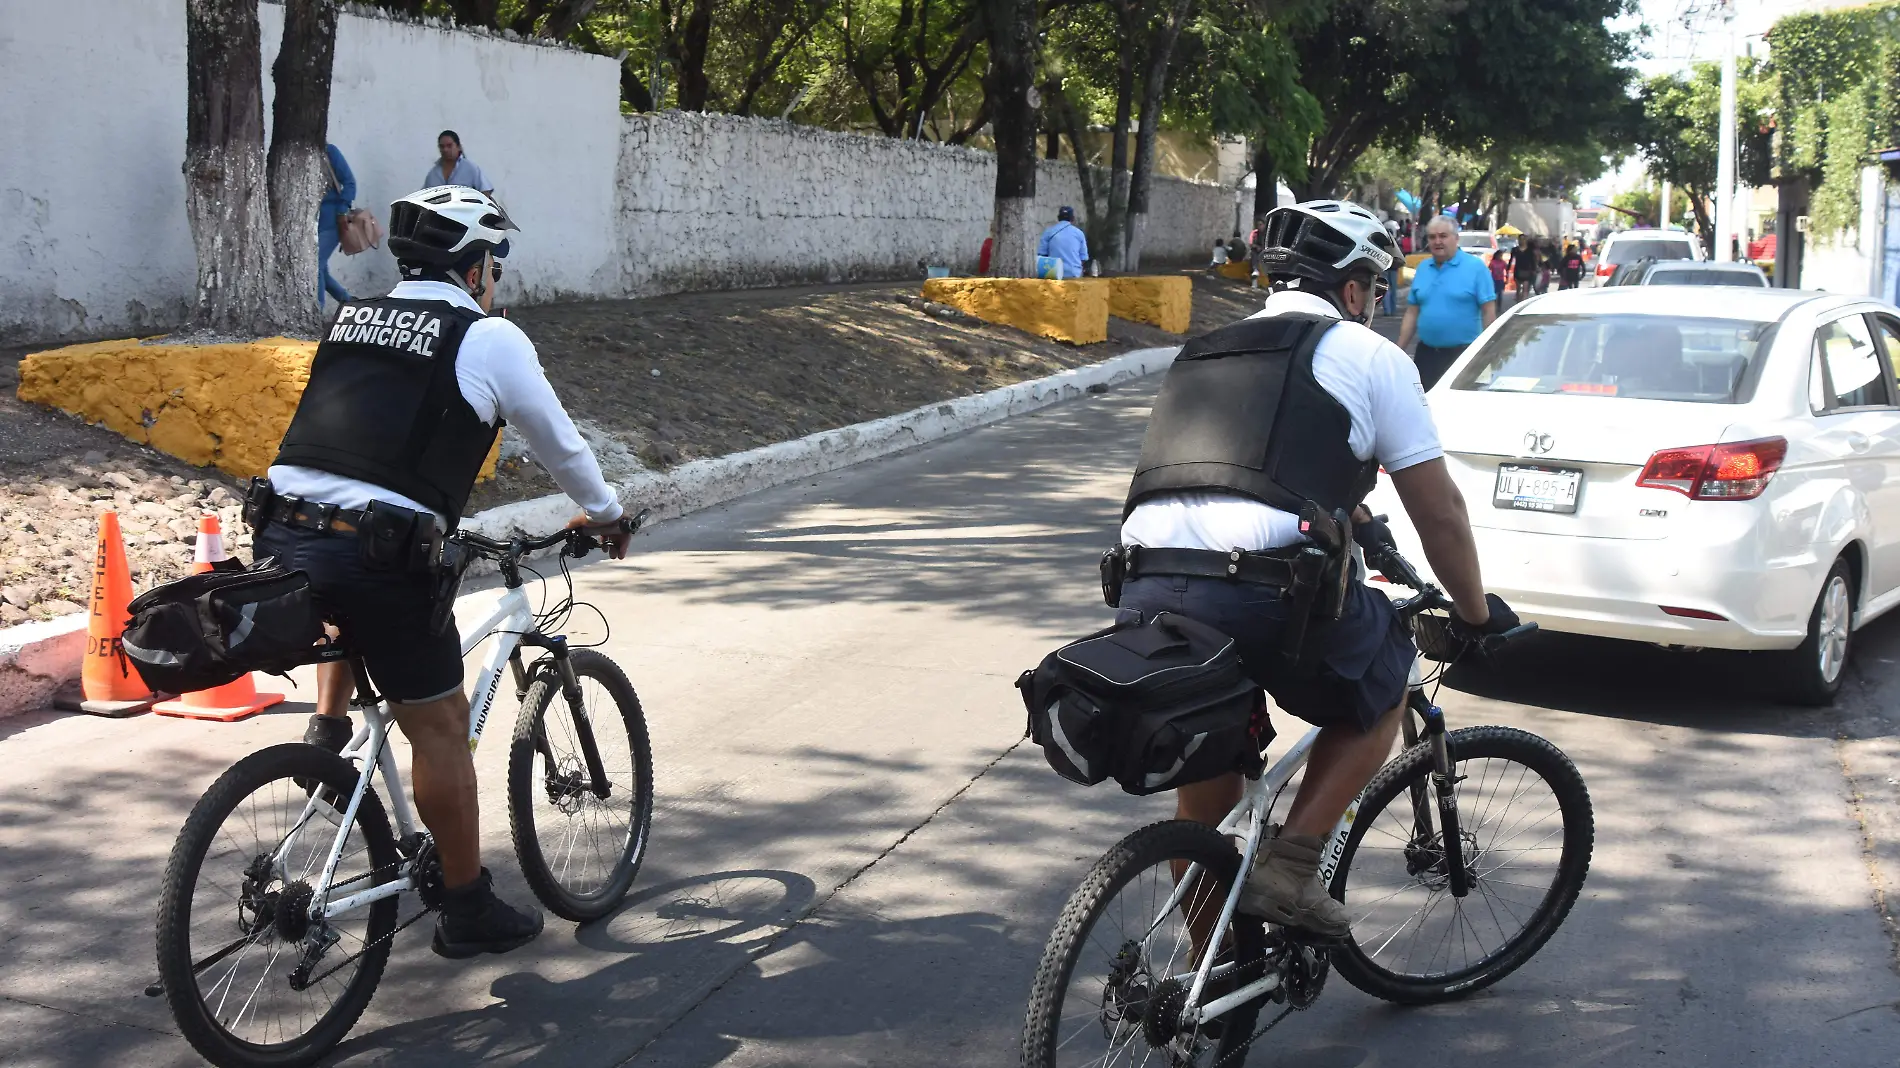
17, 336, 502, 484
1108, 276, 1193, 334
1217, 259, 1253, 281
920, 277, 1109, 345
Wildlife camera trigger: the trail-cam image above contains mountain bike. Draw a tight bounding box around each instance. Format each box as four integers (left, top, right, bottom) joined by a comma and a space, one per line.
1020, 544, 1595, 1067
151, 518, 655, 1068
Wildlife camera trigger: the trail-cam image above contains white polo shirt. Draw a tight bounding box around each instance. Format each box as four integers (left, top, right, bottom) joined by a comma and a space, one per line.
1120, 289, 1442, 551
270, 280, 622, 525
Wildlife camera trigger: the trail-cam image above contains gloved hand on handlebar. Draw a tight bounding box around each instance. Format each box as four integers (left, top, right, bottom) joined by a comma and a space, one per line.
567, 512, 634, 560
1449, 592, 1520, 641
1351, 512, 1398, 563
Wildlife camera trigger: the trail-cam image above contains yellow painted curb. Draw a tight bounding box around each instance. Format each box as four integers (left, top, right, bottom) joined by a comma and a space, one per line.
1217, 260, 1252, 281
921, 277, 1109, 345
1108, 276, 1192, 334
17, 337, 500, 482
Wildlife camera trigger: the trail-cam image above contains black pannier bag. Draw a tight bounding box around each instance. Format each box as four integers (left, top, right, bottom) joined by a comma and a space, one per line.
1016, 613, 1269, 796
121, 559, 323, 694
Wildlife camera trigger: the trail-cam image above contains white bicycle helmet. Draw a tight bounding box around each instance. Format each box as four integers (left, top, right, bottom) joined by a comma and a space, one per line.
387, 185, 517, 271
1258, 199, 1397, 283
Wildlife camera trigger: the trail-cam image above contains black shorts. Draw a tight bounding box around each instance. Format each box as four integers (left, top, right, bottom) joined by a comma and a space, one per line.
253, 523, 462, 704
1117, 573, 1415, 733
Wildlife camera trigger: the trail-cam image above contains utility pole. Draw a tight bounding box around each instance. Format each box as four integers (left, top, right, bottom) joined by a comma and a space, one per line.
1660, 180, 1672, 228
1714, 0, 1738, 261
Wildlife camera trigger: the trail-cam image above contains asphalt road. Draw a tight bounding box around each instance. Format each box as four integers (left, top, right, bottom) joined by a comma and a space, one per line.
4, 366, 1899, 1067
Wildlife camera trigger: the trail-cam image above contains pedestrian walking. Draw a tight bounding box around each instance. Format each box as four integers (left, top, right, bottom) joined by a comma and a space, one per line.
1488, 244, 1511, 299
1511, 238, 1540, 308
1397, 216, 1497, 389
319, 143, 355, 310
425, 130, 493, 194
1036, 206, 1089, 279
1540, 241, 1562, 295
1558, 242, 1585, 290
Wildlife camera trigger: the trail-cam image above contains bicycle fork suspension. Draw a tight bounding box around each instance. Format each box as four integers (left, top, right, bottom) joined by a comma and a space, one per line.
522, 636, 613, 801
1407, 692, 1471, 898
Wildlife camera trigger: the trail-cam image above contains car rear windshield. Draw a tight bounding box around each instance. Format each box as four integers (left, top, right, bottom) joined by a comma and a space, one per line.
1451, 313, 1777, 403
1646, 268, 1767, 287
1605, 238, 1695, 265
1458, 233, 1491, 248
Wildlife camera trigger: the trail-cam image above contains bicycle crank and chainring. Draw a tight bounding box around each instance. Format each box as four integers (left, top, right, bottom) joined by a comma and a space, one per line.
410, 836, 448, 912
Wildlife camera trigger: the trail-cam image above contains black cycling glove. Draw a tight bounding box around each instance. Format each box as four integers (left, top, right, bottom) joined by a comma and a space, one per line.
1351, 514, 1398, 562
1449, 593, 1520, 642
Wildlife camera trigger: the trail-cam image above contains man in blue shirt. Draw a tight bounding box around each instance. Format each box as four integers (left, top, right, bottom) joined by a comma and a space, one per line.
1397, 215, 1497, 388
1037, 206, 1089, 279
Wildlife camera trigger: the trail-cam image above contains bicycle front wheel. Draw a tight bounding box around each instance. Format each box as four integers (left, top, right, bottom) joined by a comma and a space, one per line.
1330, 725, 1593, 1004
509, 648, 654, 921
155, 743, 399, 1068
1021, 820, 1267, 1068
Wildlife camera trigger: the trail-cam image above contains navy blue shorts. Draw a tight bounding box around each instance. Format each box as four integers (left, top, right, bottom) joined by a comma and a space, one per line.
254, 523, 463, 704
1118, 573, 1415, 733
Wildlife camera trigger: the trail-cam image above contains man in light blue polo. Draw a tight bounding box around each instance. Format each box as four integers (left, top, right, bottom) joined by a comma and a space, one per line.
1397, 215, 1496, 388
1037, 206, 1089, 279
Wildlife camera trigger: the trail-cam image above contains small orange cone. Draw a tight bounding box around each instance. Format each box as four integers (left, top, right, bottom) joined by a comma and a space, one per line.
154, 516, 285, 723
64, 511, 157, 717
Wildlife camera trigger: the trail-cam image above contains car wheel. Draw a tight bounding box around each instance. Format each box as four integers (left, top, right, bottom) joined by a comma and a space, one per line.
1778, 558, 1854, 706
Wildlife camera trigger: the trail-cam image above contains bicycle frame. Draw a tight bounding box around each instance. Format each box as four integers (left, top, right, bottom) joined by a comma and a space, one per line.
267, 585, 539, 922
1166, 659, 1443, 1031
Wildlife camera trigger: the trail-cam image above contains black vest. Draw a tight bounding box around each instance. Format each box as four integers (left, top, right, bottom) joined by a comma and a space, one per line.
1124, 313, 1377, 519
275, 297, 499, 527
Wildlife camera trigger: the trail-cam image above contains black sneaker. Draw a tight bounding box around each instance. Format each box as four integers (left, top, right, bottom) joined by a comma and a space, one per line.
296, 715, 353, 796
303, 714, 352, 754
432, 868, 545, 959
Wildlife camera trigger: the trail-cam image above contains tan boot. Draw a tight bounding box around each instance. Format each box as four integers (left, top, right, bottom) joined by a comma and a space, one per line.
1237, 832, 1351, 940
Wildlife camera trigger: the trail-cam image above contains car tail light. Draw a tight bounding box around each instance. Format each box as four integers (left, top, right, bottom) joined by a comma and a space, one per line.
1635, 437, 1787, 500
1596, 262, 1614, 277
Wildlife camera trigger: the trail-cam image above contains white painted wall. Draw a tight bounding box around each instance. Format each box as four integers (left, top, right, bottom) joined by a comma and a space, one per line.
2, 3, 1241, 344
1801, 166, 1884, 298
0, 0, 194, 342
260, 4, 621, 307
616, 111, 996, 293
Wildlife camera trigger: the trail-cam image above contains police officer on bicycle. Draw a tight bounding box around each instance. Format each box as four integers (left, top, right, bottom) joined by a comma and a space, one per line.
1115, 199, 1518, 939
251, 186, 631, 958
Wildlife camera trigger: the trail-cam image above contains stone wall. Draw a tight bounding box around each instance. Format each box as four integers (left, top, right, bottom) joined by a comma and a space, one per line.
2, 2, 1236, 343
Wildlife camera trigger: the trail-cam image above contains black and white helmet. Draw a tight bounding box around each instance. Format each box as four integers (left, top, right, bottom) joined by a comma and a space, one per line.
1258, 199, 1397, 284
387, 185, 517, 270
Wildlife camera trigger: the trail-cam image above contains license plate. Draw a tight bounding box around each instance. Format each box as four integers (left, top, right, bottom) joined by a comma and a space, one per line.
1494, 465, 1582, 513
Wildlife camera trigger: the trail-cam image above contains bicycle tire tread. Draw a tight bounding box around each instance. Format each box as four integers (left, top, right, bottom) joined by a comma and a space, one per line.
155, 743, 398, 1068
507, 648, 654, 922
1330, 725, 1593, 1005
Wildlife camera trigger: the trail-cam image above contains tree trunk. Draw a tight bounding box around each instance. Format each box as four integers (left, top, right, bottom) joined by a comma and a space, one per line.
983, 0, 1037, 277
185, 0, 274, 335
1102, 0, 1137, 269
1251, 141, 1276, 229
265, 0, 338, 336
1061, 93, 1099, 229
672, 0, 715, 111
1123, 0, 1191, 272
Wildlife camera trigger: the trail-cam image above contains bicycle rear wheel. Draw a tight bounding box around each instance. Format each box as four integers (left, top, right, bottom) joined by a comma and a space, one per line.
509, 648, 654, 922
1021, 820, 1267, 1068
1329, 725, 1593, 1004
155, 744, 398, 1068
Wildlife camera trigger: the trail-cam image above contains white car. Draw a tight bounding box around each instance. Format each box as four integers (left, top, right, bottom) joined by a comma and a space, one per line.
1590, 229, 1702, 286
1368, 285, 1900, 704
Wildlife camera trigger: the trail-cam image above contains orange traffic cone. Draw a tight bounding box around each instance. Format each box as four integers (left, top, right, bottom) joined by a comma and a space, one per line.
154, 515, 285, 723
59, 511, 158, 717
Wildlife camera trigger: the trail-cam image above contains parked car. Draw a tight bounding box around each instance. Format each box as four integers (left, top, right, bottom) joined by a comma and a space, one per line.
1609, 258, 1770, 287
1457, 230, 1499, 265
1365, 285, 1900, 704
1591, 229, 1702, 285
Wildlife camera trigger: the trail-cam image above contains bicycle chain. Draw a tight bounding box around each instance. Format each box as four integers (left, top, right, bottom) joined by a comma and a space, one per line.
1208, 1003, 1295, 1068
294, 851, 435, 990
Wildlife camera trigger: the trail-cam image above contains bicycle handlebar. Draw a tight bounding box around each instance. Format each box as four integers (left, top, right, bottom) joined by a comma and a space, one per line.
451, 508, 650, 562
1360, 517, 1538, 653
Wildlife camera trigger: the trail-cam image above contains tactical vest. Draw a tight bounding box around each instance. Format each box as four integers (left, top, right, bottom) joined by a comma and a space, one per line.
274, 297, 499, 527
1123, 313, 1377, 519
